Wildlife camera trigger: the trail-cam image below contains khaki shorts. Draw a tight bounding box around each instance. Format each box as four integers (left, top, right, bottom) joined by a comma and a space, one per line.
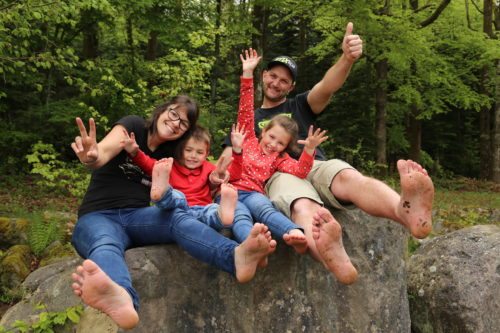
264, 159, 356, 218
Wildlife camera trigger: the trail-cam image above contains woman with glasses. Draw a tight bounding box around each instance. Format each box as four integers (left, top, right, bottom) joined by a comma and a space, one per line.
69, 95, 276, 329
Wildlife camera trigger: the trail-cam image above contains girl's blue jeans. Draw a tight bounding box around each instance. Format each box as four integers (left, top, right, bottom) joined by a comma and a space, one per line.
72, 205, 238, 311
216, 190, 303, 243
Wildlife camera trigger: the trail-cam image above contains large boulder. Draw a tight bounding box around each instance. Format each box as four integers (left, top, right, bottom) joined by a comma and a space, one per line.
407, 225, 500, 333
1, 209, 410, 332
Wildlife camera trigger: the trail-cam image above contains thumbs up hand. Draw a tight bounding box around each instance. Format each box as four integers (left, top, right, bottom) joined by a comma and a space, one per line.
342, 22, 363, 62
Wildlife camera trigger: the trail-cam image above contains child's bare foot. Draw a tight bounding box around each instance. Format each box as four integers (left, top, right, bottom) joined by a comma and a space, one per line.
218, 183, 238, 226
234, 223, 277, 282
71, 259, 139, 329
150, 158, 173, 202
396, 159, 434, 239
283, 228, 308, 254
312, 208, 358, 285
257, 227, 273, 269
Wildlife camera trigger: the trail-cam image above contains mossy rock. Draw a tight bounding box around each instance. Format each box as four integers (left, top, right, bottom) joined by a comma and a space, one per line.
0, 244, 33, 289
39, 241, 77, 267
0, 217, 29, 248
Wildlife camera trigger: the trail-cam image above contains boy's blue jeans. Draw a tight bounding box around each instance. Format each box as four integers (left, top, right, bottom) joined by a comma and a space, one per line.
153, 187, 228, 230
72, 205, 238, 311
217, 190, 303, 243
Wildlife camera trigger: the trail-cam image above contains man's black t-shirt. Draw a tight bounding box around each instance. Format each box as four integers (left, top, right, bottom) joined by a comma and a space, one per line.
78, 115, 177, 217
224, 91, 327, 161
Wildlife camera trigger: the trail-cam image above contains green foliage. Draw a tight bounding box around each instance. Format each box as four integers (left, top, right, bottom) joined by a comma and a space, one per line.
26, 142, 90, 198
27, 212, 65, 257
0, 304, 84, 333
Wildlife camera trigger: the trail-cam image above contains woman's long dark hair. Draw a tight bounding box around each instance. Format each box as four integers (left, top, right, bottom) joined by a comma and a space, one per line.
145, 95, 200, 138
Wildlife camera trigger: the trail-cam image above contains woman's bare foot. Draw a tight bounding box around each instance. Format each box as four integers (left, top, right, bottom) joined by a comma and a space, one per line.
218, 183, 238, 226
312, 208, 358, 285
283, 228, 308, 254
71, 259, 139, 329
150, 158, 173, 202
396, 159, 434, 239
234, 223, 277, 282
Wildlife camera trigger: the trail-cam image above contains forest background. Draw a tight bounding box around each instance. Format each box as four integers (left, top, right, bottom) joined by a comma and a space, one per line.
0, 0, 499, 203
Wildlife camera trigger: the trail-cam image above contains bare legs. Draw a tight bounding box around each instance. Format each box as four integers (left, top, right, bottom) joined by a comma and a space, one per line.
290, 159, 434, 283
71, 260, 139, 329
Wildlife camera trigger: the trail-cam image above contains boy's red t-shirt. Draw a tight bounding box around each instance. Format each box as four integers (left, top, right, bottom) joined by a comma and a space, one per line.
132, 149, 241, 206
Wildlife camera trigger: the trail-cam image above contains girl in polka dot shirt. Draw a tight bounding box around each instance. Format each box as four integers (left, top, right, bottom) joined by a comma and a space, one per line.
217, 49, 328, 254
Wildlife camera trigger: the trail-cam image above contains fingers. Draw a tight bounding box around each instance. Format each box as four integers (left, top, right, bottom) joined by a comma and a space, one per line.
345, 22, 353, 36
75, 117, 88, 137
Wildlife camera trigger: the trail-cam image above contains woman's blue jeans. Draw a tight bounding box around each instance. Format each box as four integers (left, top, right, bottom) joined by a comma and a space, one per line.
216, 190, 303, 243
72, 206, 238, 310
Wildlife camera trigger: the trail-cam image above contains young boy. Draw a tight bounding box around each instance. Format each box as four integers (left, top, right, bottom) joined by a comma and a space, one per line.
121, 124, 245, 229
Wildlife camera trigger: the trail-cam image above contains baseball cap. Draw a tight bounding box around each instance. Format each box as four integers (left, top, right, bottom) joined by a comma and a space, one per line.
267, 56, 297, 83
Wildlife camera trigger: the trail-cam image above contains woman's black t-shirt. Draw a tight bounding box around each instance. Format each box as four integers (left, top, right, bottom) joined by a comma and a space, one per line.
77, 115, 176, 218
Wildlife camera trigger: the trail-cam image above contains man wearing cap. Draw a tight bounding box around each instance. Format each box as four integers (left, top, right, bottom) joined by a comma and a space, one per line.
221, 22, 434, 285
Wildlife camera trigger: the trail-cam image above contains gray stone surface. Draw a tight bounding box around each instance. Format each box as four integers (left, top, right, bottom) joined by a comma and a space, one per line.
1, 209, 410, 333
407, 225, 500, 333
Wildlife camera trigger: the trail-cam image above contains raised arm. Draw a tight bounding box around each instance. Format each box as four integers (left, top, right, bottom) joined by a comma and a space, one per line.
307, 22, 363, 114
71, 117, 128, 169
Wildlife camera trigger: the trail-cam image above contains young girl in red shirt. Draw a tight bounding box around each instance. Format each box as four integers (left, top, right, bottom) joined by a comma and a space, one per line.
218, 49, 328, 254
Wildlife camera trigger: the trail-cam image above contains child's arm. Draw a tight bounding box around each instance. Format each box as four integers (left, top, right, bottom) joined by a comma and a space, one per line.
237, 49, 262, 136
120, 129, 156, 176
277, 126, 328, 178
227, 123, 245, 181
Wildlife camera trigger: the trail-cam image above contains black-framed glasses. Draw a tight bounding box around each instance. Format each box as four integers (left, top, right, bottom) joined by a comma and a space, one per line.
167, 107, 190, 132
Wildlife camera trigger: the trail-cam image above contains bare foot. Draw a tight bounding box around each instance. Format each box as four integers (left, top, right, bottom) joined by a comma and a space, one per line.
218, 183, 238, 226
71, 259, 139, 329
234, 223, 277, 282
396, 159, 434, 239
312, 208, 358, 285
150, 158, 173, 202
283, 228, 308, 254
257, 227, 273, 269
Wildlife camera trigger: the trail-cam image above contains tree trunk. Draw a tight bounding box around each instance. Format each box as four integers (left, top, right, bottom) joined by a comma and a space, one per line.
126, 17, 135, 73
145, 30, 159, 61
81, 10, 99, 60
375, 58, 388, 174
479, 0, 495, 180
252, 3, 268, 107
209, 0, 222, 128
408, 103, 422, 163
493, 59, 500, 182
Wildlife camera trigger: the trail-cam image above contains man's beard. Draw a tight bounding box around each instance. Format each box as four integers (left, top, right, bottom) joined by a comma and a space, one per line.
263, 85, 288, 103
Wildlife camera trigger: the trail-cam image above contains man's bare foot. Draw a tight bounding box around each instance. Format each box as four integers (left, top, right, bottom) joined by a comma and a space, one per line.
234, 223, 277, 282
396, 159, 434, 239
283, 228, 308, 254
218, 183, 238, 226
150, 158, 173, 202
71, 259, 139, 329
312, 208, 358, 285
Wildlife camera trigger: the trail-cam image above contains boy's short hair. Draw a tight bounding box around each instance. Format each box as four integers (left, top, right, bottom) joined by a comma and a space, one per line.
174, 125, 211, 159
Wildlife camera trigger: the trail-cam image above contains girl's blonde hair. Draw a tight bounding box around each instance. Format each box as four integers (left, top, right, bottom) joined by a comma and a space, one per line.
261, 115, 300, 157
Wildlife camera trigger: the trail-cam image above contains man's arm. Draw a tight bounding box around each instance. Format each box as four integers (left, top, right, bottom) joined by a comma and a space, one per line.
307, 22, 363, 114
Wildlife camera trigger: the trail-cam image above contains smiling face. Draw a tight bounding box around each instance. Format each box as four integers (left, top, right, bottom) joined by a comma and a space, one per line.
262, 65, 295, 103
180, 137, 209, 170
259, 124, 291, 155
155, 104, 190, 141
